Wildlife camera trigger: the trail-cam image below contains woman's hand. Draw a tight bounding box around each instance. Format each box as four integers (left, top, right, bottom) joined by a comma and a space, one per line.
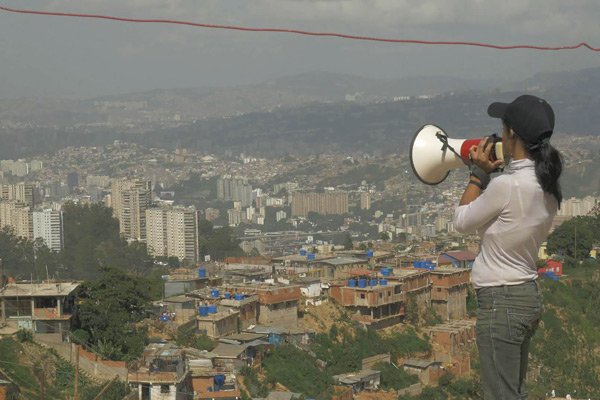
470, 138, 504, 174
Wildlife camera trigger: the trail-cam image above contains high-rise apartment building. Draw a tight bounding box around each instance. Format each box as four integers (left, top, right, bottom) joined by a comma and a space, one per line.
33, 209, 64, 252
0, 201, 33, 240
111, 179, 152, 241
557, 196, 599, 217
360, 192, 371, 210
146, 208, 167, 258
217, 177, 252, 207
146, 207, 199, 262
228, 209, 243, 227
1, 183, 34, 206
11, 207, 33, 240
0, 201, 17, 229
291, 191, 349, 217
166, 208, 198, 262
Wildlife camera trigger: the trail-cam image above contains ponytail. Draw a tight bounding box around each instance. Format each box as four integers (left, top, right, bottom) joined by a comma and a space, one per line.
527, 139, 563, 207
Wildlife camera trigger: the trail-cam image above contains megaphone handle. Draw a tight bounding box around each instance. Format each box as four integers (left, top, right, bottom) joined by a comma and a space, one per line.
435, 132, 466, 162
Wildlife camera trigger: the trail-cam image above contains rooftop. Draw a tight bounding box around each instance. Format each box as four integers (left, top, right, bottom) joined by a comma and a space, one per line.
319, 257, 365, 266
332, 369, 380, 384
403, 359, 439, 369
211, 339, 269, 359
0, 282, 81, 297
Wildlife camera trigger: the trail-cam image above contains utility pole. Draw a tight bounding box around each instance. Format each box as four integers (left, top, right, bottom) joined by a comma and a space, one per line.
0, 258, 4, 288
92, 376, 119, 400
574, 225, 577, 261
73, 343, 80, 400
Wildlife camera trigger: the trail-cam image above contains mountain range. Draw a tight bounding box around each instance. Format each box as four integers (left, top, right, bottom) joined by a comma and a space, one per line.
0, 67, 599, 158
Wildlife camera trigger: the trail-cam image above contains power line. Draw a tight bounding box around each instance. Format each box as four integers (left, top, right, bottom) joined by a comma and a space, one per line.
0, 4, 598, 52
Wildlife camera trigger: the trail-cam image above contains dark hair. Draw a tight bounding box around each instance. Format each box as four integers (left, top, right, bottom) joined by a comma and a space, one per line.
504, 121, 563, 207
527, 140, 563, 207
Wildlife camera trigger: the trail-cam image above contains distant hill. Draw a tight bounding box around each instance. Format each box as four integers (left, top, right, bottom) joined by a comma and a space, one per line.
0, 68, 599, 159
0, 71, 503, 125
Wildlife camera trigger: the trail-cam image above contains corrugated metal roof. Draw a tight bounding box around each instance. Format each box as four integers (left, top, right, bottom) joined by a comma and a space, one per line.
403, 359, 437, 369
320, 257, 365, 266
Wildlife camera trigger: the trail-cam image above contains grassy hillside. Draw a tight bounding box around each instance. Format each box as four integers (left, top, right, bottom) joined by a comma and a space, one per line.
0, 336, 130, 400
529, 265, 600, 398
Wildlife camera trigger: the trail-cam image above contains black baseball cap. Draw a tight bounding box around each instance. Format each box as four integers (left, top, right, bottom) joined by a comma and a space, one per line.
487, 94, 554, 144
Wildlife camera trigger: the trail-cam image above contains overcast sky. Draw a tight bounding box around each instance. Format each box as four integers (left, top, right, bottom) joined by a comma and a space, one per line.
1, 0, 599, 99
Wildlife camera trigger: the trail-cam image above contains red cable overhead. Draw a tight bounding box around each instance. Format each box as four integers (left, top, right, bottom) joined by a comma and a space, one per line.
1, 4, 599, 52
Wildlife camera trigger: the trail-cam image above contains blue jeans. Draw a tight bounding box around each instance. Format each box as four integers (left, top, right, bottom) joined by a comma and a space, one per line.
476, 280, 543, 400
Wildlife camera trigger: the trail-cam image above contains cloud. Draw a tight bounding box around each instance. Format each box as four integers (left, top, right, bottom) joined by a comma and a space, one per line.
35, 0, 599, 41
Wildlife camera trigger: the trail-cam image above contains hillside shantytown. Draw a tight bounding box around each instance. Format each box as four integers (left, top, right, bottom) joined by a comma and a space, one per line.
0, 140, 598, 399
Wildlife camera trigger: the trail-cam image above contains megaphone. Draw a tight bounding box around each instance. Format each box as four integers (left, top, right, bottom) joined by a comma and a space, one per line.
410, 124, 503, 185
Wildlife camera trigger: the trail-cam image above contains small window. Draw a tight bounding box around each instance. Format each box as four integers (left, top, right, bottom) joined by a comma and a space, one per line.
388, 291, 391, 296
379, 293, 383, 298
437, 288, 442, 292
360, 293, 366, 299
160, 385, 170, 393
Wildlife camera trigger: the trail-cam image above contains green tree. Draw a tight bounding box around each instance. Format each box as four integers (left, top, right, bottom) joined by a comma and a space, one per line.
199, 226, 245, 261
176, 325, 215, 351
547, 216, 596, 260
342, 232, 353, 250
73, 267, 152, 361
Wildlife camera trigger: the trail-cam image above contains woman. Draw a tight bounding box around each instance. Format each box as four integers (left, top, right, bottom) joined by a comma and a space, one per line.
453, 94, 563, 399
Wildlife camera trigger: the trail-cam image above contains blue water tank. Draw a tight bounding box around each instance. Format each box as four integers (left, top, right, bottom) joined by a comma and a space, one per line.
307, 253, 316, 261
358, 278, 367, 288
224, 292, 232, 299
159, 315, 170, 322
208, 305, 218, 314
380, 279, 388, 286
234, 293, 245, 301
299, 249, 307, 256
369, 279, 377, 286
367, 250, 374, 257
214, 374, 226, 388
348, 279, 357, 287
199, 306, 209, 316
381, 267, 391, 276
198, 268, 207, 278
211, 289, 220, 298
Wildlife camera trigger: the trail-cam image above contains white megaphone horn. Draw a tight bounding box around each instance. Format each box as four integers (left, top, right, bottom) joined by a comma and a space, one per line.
410, 124, 503, 185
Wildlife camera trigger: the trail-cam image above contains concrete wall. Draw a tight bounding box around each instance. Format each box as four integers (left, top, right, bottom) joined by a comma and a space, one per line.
197, 313, 239, 338
258, 301, 298, 327
330, 284, 404, 307
34, 334, 128, 382
397, 383, 422, 397
431, 286, 467, 321
361, 353, 391, 370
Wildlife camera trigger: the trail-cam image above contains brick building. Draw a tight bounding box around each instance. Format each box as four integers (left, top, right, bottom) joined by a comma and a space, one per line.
429, 269, 470, 320
128, 343, 191, 400
0, 281, 80, 335
329, 279, 404, 329
427, 320, 476, 379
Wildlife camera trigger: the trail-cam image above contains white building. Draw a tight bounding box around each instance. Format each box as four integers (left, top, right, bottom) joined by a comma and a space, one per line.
33, 209, 64, 252
146, 206, 199, 262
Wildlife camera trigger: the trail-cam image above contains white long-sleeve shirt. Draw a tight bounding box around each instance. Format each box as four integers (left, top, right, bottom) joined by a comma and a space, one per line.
453, 158, 558, 288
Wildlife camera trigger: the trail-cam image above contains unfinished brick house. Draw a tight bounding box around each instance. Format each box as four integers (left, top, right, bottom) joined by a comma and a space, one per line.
196, 307, 239, 339
387, 268, 431, 316
0, 281, 80, 335
429, 269, 470, 320
128, 343, 191, 400
218, 294, 259, 331
221, 283, 302, 329
329, 278, 405, 329
187, 350, 242, 400
314, 257, 369, 280
427, 320, 476, 378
